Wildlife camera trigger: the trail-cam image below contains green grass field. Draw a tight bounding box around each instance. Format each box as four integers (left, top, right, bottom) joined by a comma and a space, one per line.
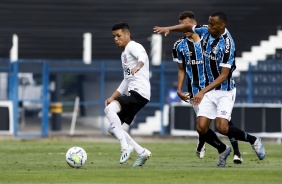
0, 138, 281, 184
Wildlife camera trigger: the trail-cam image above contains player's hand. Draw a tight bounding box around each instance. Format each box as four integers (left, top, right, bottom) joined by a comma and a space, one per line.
131, 66, 141, 75
105, 97, 114, 107
193, 91, 204, 105
153, 26, 170, 36
177, 92, 191, 103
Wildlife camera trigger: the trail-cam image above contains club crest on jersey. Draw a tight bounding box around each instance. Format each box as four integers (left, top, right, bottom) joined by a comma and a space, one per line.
221, 110, 227, 116
212, 47, 218, 54
202, 39, 207, 47
122, 53, 127, 63
186, 51, 192, 56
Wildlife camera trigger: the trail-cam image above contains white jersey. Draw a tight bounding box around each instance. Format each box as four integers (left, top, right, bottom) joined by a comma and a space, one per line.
117, 41, 151, 100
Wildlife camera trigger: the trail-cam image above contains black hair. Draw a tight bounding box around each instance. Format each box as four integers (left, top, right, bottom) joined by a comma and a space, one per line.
210, 12, 227, 24
112, 22, 130, 31
178, 11, 196, 21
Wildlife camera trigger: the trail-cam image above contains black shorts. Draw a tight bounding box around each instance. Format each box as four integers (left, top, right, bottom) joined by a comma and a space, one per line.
116, 90, 149, 125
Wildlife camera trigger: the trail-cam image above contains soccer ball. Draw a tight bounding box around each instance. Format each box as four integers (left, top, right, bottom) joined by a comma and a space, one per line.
66, 146, 87, 168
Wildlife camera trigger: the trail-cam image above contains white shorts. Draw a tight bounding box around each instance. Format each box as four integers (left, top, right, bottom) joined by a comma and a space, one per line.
193, 88, 236, 121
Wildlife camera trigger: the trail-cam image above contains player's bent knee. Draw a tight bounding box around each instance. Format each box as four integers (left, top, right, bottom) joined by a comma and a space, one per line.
215, 119, 229, 135
104, 102, 120, 116
196, 127, 207, 134
215, 126, 228, 135
104, 106, 108, 114
196, 124, 209, 134
104, 106, 110, 115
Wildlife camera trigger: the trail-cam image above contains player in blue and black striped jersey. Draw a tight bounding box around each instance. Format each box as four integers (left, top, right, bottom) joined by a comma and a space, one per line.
172, 11, 243, 165
155, 11, 265, 166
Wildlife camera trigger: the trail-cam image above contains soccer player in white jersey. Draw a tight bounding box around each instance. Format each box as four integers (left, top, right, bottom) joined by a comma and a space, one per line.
104, 22, 151, 167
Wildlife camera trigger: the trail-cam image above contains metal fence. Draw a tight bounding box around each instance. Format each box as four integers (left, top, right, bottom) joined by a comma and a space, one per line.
1, 58, 282, 138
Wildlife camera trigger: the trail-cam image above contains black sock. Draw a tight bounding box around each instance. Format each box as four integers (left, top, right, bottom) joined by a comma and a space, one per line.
229, 137, 241, 156
197, 134, 206, 152
228, 121, 241, 156
201, 129, 226, 153
227, 125, 257, 145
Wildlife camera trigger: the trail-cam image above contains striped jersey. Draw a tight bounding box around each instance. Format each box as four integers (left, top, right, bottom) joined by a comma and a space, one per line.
193, 25, 236, 91
172, 36, 208, 97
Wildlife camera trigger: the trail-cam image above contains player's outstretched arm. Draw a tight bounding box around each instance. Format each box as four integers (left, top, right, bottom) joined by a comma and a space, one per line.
153, 24, 193, 36
153, 26, 171, 36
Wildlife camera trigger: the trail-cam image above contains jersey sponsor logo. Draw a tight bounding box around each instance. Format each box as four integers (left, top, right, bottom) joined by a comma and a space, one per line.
203, 52, 220, 60
124, 67, 131, 75
187, 60, 204, 65
225, 37, 230, 53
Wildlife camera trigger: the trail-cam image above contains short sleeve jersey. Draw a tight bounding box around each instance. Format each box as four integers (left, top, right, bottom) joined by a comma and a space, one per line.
193, 25, 236, 91
172, 37, 208, 97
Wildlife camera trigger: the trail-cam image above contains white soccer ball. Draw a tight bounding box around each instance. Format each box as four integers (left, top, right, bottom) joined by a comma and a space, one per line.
66, 146, 87, 168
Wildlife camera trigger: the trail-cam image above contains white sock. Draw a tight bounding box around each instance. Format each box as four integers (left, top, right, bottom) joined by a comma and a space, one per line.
105, 102, 128, 149
123, 130, 144, 154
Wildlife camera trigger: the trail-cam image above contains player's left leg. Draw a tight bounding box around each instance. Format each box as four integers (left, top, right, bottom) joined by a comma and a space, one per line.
123, 130, 146, 154
228, 120, 243, 164
227, 125, 265, 160
216, 89, 265, 160
133, 148, 152, 167
123, 130, 152, 167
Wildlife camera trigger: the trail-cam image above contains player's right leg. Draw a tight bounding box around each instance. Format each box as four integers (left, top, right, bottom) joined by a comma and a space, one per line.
193, 101, 207, 159
196, 134, 206, 159
195, 92, 231, 167
105, 101, 132, 164
200, 128, 232, 167
197, 117, 232, 167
